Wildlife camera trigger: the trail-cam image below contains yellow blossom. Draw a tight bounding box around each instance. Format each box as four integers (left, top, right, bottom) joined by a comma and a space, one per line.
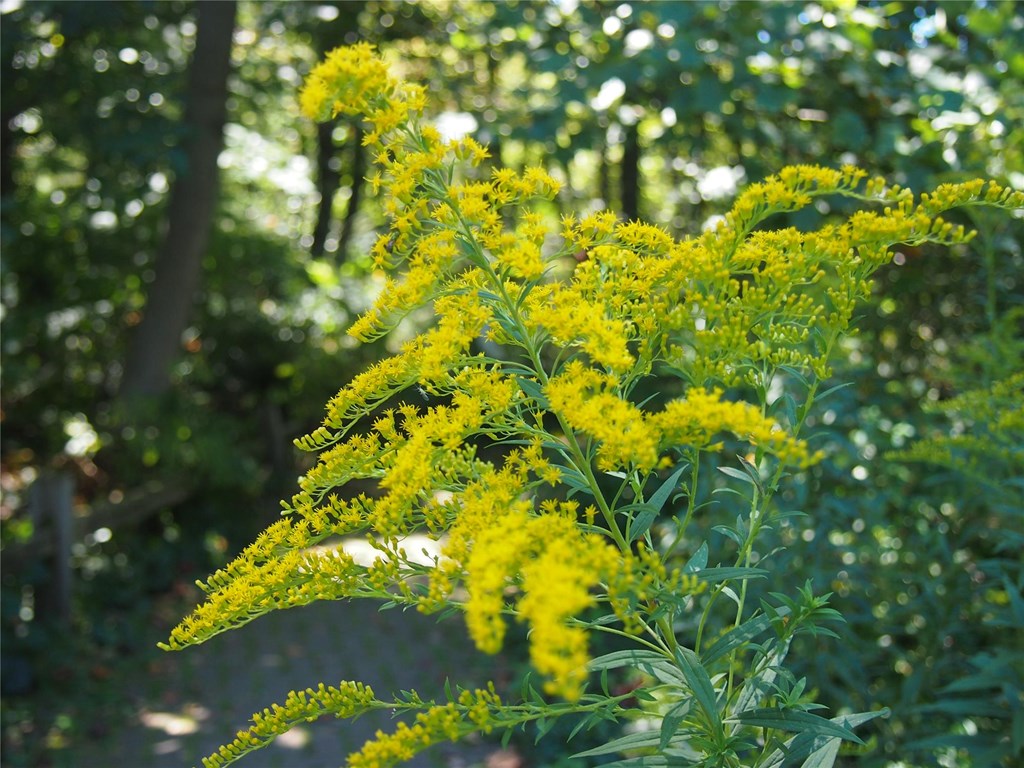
650, 387, 814, 467
545, 361, 659, 470
299, 42, 396, 121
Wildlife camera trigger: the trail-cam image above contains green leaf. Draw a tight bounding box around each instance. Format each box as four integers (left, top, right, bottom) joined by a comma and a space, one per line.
761, 710, 889, 767
800, 737, 841, 768
588, 649, 683, 685
571, 729, 663, 758
586, 758, 671, 768
694, 566, 769, 585
659, 700, 692, 750
815, 380, 854, 404
683, 542, 708, 573
628, 507, 659, 542
516, 376, 548, 408
721, 586, 742, 608
494, 314, 524, 344
712, 486, 752, 502
701, 611, 781, 665
675, 647, 723, 736
649, 464, 689, 513
535, 715, 554, 743
735, 454, 764, 493
711, 524, 744, 546
599, 749, 704, 768
568, 708, 616, 742
731, 708, 862, 744
560, 468, 592, 496
733, 638, 791, 714
774, 392, 799, 430
589, 649, 670, 671
718, 465, 757, 485
777, 365, 811, 388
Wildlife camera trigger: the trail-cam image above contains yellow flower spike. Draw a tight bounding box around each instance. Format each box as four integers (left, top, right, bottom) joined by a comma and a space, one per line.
649, 387, 813, 468
545, 361, 659, 471
198, 682, 378, 768
299, 42, 397, 122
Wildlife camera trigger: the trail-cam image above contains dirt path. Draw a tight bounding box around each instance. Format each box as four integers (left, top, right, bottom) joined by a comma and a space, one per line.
75, 599, 502, 768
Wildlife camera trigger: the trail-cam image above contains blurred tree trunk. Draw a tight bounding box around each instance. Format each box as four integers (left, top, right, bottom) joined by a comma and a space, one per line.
598, 132, 611, 208
119, 1, 237, 397
310, 1, 365, 261
0, 108, 16, 202
310, 121, 340, 257
312, 122, 366, 261
621, 121, 640, 221
335, 125, 365, 260
0, 24, 30, 205
484, 52, 503, 167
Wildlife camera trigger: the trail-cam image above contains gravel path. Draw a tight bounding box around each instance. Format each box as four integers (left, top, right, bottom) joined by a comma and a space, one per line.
75, 597, 503, 768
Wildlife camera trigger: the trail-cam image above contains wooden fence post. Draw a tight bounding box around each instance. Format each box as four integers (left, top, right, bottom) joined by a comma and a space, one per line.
32, 469, 75, 627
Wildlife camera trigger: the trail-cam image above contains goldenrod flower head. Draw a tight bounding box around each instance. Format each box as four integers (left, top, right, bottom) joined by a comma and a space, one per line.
299, 42, 396, 121
545, 361, 658, 470
651, 387, 815, 467
198, 682, 377, 768
345, 686, 501, 768
459, 498, 620, 700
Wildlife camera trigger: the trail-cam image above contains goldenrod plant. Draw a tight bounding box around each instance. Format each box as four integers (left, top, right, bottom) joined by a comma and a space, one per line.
161, 43, 1024, 768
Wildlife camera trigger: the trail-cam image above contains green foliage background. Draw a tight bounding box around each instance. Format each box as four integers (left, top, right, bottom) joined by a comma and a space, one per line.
1, 1, 1021, 766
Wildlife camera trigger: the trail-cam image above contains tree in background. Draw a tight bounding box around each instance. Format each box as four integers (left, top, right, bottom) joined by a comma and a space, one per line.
119, 1, 237, 398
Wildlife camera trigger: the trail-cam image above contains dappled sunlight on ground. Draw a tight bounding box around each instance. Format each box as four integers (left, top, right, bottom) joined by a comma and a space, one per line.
139, 705, 206, 736
75, 597, 500, 767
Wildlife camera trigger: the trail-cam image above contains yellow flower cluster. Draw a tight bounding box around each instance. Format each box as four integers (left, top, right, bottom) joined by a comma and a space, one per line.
545, 361, 658, 470
160, 518, 367, 650
606, 544, 705, 634
651, 387, 816, 467
544, 361, 813, 472
515, 523, 621, 698
463, 503, 618, 699
298, 42, 396, 121
411, 451, 667, 701
300, 44, 564, 356
199, 681, 377, 768
719, 164, 869, 248
524, 285, 636, 374
348, 686, 502, 768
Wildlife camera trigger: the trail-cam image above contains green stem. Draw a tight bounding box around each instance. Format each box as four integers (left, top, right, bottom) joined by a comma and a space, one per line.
657, 615, 679, 656
725, 487, 762, 701
695, 327, 840, 656
585, 620, 672, 655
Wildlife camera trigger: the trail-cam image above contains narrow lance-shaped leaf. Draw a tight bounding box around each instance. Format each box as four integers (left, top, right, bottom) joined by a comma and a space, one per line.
732, 637, 792, 715
731, 708, 862, 743
760, 709, 888, 767
675, 647, 724, 738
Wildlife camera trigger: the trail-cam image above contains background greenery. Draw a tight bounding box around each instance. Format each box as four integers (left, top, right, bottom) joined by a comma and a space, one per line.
1, 1, 1021, 766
